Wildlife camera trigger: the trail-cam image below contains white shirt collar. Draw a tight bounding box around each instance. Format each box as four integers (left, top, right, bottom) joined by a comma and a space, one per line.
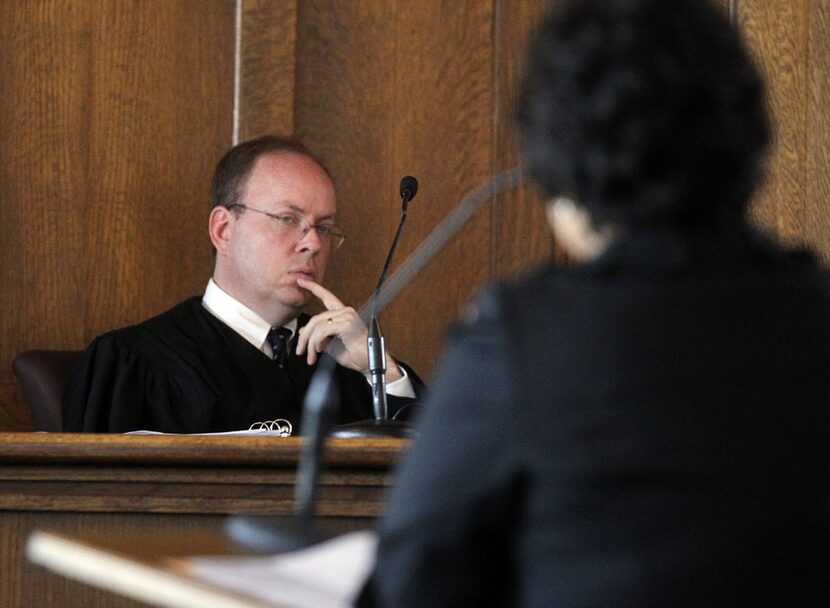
202, 278, 297, 355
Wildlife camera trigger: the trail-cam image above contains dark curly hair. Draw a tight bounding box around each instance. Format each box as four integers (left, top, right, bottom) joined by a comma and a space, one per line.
518, 0, 770, 228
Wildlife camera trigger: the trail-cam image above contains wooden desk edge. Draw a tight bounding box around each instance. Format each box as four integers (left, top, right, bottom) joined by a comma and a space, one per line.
0, 433, 408, 468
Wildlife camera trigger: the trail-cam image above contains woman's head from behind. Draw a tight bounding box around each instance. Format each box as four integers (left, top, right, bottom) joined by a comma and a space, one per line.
518, 0, 770, 232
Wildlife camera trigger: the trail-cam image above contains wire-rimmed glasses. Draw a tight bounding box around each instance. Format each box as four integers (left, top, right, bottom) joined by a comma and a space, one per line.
227, 203, 346, 250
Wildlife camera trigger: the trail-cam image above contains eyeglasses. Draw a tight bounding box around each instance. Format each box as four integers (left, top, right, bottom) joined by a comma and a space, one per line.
227, 204, 346, 250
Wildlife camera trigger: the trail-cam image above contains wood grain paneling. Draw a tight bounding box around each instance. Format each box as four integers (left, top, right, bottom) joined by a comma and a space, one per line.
293, 1, 399, 336
737, 0, 830, 261
239, 0, 297, 140
9, 512, 223, 607
294, 1, 495, 377
79, 1, 234, 335
1, 434, 400, 606
0, 1, 93, 401
0, 1, 236, 428
492, 0, 553, 279
7, 512, 165, 608
803, 0, 830, 262
0, 386, 32, 432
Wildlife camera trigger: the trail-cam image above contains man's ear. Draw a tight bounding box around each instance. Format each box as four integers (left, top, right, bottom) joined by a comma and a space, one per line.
546, 196, 615, 262
209, 206, 233, 254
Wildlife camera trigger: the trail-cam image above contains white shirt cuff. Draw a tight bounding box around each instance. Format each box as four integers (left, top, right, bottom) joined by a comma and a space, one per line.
363, 364, 416, 399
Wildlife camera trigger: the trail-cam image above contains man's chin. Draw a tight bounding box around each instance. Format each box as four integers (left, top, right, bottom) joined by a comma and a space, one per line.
276, 288, 312, 310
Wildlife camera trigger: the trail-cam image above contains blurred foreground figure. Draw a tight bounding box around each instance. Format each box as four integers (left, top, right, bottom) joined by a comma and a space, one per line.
367, 0, 830, 605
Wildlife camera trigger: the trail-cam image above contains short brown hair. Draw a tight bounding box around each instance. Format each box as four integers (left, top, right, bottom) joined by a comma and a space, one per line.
210, 135, 331, 210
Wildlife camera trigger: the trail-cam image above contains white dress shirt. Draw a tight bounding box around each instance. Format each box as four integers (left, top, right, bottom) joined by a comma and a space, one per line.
201, 279, 415, 397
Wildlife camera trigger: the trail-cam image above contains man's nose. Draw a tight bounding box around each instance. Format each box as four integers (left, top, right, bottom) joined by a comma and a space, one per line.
296, 225, 323, 253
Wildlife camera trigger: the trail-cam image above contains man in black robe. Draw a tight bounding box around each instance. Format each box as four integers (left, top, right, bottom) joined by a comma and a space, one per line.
63, 136, 423, 433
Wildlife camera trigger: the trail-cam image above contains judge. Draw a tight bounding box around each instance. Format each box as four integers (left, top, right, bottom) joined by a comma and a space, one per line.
63, 136, 423, 433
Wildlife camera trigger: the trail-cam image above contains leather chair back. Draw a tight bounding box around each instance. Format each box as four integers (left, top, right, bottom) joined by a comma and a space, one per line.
11, 350, 83, 432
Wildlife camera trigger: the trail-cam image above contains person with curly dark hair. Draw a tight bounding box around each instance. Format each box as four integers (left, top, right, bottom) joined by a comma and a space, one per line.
364, 0, 830, 605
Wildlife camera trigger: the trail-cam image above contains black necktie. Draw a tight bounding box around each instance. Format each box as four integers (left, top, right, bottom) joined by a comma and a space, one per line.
266, 327, 292, 367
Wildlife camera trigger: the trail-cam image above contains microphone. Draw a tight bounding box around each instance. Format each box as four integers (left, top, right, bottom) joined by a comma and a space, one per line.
400, 175, 418, 204
330, 177, 419, 438
378, 176, 419, 308
226, 167, 524, 552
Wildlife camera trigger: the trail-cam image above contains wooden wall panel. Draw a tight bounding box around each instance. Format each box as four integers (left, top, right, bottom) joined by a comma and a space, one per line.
0, 1, 92, 429
79, 1, 234, 335
294, 1, 397, 317
0, 1, 236, 429
0, 386, 32, 433
492, 0, 553, 279
239, 0, 297, 140
803, 0, 830, 263
738, 0, 830, 261
294, 1, 495, 377
738, 0, 807, 243
6, 511, 219, 607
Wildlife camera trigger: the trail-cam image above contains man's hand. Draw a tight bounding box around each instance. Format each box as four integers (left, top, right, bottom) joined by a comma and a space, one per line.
295, 278, 403, 381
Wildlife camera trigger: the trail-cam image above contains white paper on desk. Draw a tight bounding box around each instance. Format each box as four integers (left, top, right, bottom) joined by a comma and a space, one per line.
179, 530, 377, 608
124, 429, 288, 437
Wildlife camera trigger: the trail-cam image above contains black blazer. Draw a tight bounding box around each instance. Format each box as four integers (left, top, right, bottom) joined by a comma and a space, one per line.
369, 225, 830, 607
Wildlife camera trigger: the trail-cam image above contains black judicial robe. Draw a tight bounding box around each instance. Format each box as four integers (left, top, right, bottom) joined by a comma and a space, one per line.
62, 297, 423, 433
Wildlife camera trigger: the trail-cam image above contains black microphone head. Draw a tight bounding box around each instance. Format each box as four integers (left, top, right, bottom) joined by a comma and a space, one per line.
399, 176, 419, 202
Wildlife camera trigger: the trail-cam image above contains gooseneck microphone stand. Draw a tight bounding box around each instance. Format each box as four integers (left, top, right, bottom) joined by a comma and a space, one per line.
227, 352, 344, 552
226, 167, 524, 552
331, 176, 419, 438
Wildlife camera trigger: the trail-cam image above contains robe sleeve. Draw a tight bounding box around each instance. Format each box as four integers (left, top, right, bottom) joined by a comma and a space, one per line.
62, 332, 215, 433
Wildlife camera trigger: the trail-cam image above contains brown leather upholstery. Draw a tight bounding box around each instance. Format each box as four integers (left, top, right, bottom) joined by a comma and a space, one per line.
11, 350, 83, 432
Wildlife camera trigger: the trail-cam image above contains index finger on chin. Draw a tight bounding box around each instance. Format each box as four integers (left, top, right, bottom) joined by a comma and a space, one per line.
296, 278, 345, 310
